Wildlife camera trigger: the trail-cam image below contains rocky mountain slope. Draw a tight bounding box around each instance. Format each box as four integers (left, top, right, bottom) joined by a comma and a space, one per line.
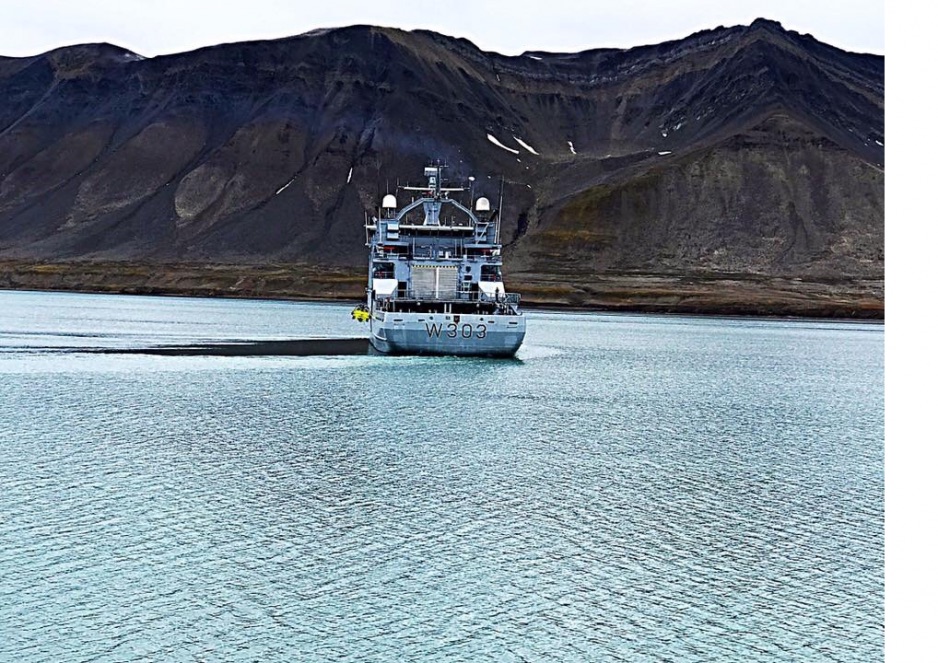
0, 19, 883, 313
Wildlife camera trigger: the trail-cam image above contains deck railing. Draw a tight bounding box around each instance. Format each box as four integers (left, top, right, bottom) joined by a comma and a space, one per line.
376, 289, 521, 305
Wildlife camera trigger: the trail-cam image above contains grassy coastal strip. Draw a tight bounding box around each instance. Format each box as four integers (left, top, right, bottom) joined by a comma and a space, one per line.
0, 260, 883, 319
0, 261, 366, 301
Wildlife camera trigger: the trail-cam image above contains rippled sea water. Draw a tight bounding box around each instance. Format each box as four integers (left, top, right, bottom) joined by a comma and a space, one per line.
0, 290, 883, 661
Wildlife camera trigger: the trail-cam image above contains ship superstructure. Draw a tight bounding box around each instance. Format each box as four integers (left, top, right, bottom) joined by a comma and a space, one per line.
360, 164, 525, 356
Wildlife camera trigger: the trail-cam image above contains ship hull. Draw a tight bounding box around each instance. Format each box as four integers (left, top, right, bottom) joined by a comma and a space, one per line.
369, 311, 525, 357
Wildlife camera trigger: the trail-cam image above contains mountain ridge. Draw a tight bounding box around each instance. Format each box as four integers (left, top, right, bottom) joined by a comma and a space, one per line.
0, 19, 883, 313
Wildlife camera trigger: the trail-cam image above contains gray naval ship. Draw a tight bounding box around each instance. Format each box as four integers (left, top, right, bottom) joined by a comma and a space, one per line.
355, 164, 526, 357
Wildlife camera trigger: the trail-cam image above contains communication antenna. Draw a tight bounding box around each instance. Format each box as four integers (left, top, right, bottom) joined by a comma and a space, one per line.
495, 176, 505, 243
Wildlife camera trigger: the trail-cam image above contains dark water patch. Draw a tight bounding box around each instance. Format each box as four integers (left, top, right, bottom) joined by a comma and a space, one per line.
1, 338, 371, 357
89, 337, 371, 356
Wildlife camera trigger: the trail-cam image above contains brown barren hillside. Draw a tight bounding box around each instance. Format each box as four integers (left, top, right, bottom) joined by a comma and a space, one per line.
0, 19, 883, 316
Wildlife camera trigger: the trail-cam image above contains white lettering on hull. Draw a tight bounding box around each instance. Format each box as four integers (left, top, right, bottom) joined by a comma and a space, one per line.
425, 322, 487, 339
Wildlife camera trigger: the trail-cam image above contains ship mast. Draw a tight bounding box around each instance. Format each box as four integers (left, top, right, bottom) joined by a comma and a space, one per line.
495, 176, 505, 244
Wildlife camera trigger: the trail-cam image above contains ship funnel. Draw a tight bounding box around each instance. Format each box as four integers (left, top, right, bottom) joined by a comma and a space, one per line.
475, 197, 491, 212
382, 194, 398, 209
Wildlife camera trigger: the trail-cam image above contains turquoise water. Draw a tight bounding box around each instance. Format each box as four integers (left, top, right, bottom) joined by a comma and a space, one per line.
0, 290, 883, 661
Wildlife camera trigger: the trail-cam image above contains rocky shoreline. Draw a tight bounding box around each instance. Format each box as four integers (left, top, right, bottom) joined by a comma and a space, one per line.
0, 261, 883, 320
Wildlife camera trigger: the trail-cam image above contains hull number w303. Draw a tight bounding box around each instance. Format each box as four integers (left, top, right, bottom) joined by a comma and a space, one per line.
425, 322, 487, 339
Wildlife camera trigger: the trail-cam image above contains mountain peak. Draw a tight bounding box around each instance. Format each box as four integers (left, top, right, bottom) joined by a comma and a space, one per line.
42, 42, 144, 62
749, 17, 786, 32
